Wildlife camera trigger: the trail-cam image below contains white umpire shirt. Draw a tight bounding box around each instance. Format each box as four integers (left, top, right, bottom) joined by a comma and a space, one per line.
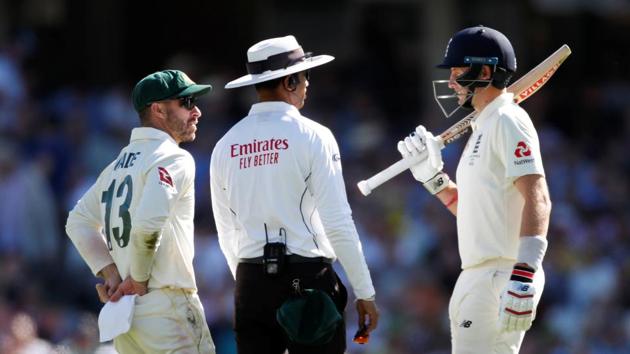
66, 127, 198, 291
210, 101, 375, 300
455, 93, 545, 269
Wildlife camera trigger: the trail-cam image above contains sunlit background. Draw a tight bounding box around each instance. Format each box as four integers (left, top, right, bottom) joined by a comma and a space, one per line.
0, 0, 629, 353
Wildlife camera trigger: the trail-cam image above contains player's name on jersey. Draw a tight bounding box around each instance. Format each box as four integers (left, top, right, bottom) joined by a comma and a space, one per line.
114, 152, 141, 170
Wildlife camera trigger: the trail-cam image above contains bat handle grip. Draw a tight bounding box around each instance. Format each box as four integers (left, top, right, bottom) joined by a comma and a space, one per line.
357, 149, 429, 196
357, 180, 374, 196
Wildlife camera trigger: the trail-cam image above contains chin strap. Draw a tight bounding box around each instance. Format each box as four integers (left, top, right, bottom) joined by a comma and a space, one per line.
462, 96, 474, 110
457, 64, 487, 110
457, 64, 513, 108
456, 64, 487, 89
491, 67, 513, 89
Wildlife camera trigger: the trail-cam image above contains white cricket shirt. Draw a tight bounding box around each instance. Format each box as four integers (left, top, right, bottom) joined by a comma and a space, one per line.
455, 93, 545, 269
66, 127, 198, 291
210, 101, 375, 299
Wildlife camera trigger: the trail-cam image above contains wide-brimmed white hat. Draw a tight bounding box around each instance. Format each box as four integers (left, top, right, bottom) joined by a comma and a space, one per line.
225, 35, 334, 89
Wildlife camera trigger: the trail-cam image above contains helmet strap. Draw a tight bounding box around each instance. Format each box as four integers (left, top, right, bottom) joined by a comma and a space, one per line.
455, 64, 486, 110
456, 64, 488, 90
491, 67, 513, 89
462, 96, 474, 109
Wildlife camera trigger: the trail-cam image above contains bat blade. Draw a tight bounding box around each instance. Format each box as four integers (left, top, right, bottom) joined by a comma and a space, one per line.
357, 44, 571, 196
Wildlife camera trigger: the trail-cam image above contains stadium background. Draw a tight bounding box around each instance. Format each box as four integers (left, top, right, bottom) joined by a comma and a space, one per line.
0, 0, 629, 353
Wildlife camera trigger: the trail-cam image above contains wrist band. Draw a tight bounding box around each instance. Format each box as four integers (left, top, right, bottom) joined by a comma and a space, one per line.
423, 171, 449, 195
510, 265, 535, 283
517, 235, 548, 272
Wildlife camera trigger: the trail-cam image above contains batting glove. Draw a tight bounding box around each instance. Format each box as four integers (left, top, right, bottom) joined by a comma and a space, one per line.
499, 265, 537, 332
397, 125, 447, 194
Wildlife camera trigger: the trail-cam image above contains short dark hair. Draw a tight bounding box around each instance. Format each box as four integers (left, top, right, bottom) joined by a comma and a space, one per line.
254, 77, 283, 91
138, 106, 151, 125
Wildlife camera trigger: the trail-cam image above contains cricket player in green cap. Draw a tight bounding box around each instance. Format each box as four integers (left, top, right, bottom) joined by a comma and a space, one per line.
66, 69, 215, 353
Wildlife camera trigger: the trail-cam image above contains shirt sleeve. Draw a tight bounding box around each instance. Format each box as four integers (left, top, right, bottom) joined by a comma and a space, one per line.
129, 151, 194, 282
307, 127, 376, 299
495, 110, 545, 180
65, 174, 115, 276
210, 145, 239, 279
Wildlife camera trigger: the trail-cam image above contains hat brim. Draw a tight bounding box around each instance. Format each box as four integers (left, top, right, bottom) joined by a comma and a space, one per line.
276, 289, 342, 345
225, 55, 334, 89
176, 84, 213, 98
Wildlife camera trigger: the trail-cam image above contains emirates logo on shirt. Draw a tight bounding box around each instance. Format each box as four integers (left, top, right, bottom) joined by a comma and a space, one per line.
231, 138, 289, 170
158, 167, 174, 187
514, 141, 532, 158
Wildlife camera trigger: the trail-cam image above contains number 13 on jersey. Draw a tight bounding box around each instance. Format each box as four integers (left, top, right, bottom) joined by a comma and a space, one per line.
101, 175, 133, 250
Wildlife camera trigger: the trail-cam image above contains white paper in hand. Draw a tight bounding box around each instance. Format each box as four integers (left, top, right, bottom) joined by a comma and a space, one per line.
98, 295, 137, 342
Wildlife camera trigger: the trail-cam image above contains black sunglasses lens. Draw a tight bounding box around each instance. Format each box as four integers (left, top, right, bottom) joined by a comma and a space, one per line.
181, 97, 196, 109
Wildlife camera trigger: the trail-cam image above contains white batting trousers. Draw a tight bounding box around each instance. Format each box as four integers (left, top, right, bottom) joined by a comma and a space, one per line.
114, 288, 216, 354
449, 258, 545, 354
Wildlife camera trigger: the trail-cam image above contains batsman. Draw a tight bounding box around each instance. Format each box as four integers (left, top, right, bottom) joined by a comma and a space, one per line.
398, 26, 551, 353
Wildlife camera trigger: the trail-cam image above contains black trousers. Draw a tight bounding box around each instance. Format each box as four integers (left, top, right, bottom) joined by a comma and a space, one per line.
234, 261, 348, 354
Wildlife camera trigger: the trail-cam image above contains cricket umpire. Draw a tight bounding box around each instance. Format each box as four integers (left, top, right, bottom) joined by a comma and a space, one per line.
66, 70, 216, 353
210, 35, 379, 354
398, 26, 551, 353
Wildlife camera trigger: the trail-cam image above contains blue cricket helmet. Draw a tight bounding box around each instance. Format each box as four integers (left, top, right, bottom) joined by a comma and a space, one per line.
438, 25, 517, 74
432, 25, 517, 117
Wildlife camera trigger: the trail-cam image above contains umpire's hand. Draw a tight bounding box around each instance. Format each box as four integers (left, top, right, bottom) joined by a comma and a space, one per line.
356, 298, 379, 334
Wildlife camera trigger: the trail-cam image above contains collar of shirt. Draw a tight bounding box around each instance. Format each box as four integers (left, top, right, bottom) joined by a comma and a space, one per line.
471, 92, 514, 131
130, 127, 177, 144
249, 101, 300, 116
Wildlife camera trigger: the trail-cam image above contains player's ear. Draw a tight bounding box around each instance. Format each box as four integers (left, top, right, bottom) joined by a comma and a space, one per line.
481, 65, 493, 80
149, 102, 166, 116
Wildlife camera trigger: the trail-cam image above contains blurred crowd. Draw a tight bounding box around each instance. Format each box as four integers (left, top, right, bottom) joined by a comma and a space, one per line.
0, 24, 629, 354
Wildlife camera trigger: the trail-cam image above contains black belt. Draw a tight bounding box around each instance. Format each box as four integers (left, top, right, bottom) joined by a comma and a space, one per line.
239, 255, 333, 264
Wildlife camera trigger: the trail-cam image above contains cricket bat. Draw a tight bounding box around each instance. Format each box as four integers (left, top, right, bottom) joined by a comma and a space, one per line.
357, 44, 571, 196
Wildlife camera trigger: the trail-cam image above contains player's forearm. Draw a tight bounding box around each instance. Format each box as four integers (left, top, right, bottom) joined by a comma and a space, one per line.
65, 214, 115, 276
435, 182, 458, 216
521, 202, 550, 236
129, 231, 161, 282
519, 179, 551, 237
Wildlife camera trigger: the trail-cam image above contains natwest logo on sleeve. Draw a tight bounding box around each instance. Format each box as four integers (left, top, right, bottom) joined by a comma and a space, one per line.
514, 141, 532, 158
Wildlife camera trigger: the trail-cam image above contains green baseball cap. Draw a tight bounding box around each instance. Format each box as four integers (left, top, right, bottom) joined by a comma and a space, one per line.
276, 289, 342, 345
131, 69, 213, 112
